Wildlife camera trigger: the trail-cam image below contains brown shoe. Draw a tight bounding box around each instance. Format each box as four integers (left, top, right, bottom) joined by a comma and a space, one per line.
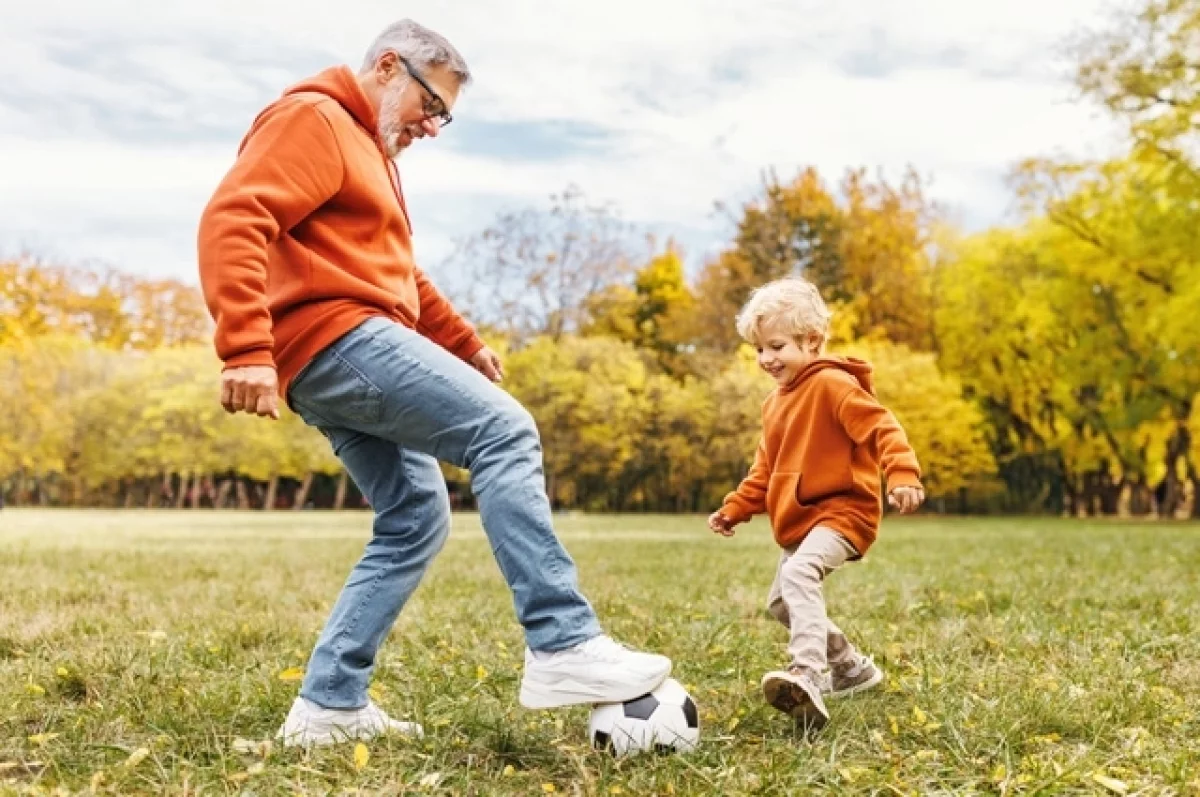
761, 666, 829, 730
826, 655, 883, 699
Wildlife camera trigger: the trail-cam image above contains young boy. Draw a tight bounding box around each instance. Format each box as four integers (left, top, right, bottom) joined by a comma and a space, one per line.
709, 277, 924, 730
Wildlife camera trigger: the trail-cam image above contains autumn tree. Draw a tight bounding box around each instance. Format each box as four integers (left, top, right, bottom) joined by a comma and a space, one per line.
446, 186, 645, 344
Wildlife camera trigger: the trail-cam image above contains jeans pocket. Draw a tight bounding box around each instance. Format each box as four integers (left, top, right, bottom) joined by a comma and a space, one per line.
290, 347, 384, 427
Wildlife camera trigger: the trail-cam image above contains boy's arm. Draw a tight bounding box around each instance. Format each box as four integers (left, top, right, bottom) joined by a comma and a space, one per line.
718, 437, 771, 524
835, 384, 922, 492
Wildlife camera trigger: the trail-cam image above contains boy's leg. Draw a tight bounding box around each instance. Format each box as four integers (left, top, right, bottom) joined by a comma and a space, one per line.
287, 317, 670, 708
769, 555, 861, 669
765, 552, 790, 626
779, 527, 857, 672
760, 527, 856, 728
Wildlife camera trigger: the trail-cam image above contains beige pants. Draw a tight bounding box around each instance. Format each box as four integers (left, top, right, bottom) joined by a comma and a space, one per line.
766, 526, 860, 673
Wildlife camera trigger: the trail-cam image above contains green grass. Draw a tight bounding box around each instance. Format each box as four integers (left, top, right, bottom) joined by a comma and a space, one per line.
1, 510, 1198, 795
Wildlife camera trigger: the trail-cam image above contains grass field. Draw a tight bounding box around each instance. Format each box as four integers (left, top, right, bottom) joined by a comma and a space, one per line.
1, 510, 1198, 795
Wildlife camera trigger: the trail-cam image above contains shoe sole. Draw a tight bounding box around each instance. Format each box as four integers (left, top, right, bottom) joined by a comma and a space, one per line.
826, 667, 884, 700
518, 662, 671, 709
761, 675, 828, 731
277, 723, 424, 748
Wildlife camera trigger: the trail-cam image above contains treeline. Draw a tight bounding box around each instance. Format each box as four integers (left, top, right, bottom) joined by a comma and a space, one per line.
2, 0, 1198, 515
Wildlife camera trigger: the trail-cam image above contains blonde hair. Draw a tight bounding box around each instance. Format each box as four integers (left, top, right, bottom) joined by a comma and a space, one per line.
735, 276, 832, 348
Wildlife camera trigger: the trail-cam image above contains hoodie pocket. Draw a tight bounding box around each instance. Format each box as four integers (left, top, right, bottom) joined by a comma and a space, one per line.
796, 463, 855, 505
766, 472, 806, 530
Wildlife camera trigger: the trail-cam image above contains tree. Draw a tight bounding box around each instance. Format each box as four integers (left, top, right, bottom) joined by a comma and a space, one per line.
695, 167, 938, 355
447, 186, 644, 344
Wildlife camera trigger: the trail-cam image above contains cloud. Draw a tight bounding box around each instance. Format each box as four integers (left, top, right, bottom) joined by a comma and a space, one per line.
0, 0, 1126, 286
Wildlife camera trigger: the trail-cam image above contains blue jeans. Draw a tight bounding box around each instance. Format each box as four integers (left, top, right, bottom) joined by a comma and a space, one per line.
287, 317, 601, 709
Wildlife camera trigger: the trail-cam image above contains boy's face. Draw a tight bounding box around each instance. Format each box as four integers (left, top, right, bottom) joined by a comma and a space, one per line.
755, 320, 821, 386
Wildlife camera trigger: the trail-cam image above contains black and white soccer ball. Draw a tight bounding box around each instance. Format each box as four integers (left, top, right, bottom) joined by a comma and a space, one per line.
588, 678, 700, 757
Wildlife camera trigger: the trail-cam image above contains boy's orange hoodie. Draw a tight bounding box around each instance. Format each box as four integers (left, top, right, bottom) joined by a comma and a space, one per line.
719, 355, 921, 555
197, 66, 484, 401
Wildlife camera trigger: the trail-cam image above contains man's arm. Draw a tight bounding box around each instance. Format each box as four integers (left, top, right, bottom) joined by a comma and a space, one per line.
197, 99, 344, 371
413, 267, 486, 363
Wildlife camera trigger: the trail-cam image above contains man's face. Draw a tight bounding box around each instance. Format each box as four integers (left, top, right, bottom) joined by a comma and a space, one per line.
377, 56, 460, 159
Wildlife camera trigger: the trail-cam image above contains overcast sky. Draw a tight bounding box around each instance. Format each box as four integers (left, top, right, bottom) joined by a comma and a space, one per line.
0, 0, 1127, 286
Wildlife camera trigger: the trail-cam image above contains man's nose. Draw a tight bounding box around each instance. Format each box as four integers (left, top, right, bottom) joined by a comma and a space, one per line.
421, 117, 440, 137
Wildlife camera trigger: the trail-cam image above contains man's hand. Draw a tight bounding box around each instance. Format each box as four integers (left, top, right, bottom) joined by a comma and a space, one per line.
470, 346, 504, 383
220, 365, 280, 420
888, 485, 925, 514
708, 511, 735, 537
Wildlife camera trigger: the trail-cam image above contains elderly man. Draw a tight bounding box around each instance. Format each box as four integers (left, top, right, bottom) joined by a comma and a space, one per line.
198, 19, 671, 747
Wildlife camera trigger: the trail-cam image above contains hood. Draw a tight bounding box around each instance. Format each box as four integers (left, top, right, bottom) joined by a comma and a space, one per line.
283, 65, 378, 137
787, 354, 875, 395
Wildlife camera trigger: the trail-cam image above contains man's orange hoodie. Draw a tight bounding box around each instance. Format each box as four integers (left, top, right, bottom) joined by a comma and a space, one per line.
719, 356, 922, 555
197, 66, 484, 401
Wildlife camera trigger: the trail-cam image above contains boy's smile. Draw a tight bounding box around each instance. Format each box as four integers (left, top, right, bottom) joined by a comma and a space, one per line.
755, 320, 821, 386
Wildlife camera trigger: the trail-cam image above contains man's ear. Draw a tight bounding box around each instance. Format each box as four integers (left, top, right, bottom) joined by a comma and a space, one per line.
375, 51, 399, 83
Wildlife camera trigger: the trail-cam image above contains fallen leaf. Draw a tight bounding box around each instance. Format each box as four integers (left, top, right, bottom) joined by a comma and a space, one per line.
418, 771, 443, 788
353, 742, 369, 771
277, 667, 304, 682
912, 706, 928, 726
247, 762, 265, 775
726, 716, 740, 732
25, 683, 45, 696
124, 748, 150, 769
476, 665, 488, 680
542, 785, 556, 794
27, 733, 59, 746
89, 771, 105, 790
1092, 773, 1129, 794
502, 765, 515, 777
610, 787, 624, 795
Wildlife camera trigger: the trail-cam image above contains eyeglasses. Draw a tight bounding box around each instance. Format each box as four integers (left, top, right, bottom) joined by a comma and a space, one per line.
397, 55, 453, 127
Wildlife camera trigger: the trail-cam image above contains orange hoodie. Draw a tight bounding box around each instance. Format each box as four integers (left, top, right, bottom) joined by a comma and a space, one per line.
197, 66, 484, 401
719, 356, 922, 555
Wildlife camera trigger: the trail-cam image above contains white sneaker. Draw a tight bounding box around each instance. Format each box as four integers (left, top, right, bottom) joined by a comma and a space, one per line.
518, 635, 671, 709
276, 697, 424, 747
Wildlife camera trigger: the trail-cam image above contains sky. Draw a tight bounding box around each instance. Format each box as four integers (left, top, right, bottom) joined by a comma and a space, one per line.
0, 0, 1129, 287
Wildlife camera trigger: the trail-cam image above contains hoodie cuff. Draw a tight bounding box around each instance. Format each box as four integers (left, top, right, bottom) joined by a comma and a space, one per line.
223, 349, 276, 370
886, 470, 923, 492
718, 500, 753, 525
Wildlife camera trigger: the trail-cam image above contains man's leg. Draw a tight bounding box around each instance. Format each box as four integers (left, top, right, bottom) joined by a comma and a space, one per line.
299, 433, 451, 709
274, 426, 445, 745
287, 318, 670, 707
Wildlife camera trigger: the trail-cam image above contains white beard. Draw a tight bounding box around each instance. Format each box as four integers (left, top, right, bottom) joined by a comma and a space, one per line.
377, 80, 422, 159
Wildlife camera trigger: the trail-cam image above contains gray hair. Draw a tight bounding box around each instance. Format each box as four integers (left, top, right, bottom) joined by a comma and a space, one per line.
360, 19, 472, 86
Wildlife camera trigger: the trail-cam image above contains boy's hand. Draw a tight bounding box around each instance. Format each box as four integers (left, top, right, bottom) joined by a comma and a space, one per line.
888, 486, 925, 514
708, 511, 735, 537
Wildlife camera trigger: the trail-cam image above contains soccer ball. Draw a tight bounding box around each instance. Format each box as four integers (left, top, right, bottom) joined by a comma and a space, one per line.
588, 678, 700, 757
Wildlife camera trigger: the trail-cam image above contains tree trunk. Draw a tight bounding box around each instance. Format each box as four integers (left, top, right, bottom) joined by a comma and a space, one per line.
1129, 474, 1154, 516
235, 480, 250, 510
263, 475, 279, 511
1188, 458, 1200, 519
1160, 424, 1190, 518
215, 479, 232, 509
333, 471, 348, 511
174, 473, 189, 509
294, 472, 313, 510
